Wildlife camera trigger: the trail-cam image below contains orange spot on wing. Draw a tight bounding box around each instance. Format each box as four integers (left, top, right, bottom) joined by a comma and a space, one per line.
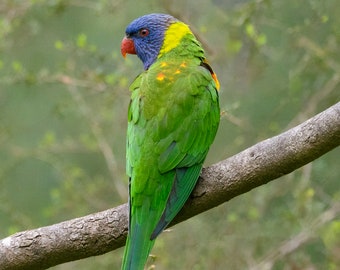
175, 69, 181, 74
180, 62, 187, 68
161, 62, 167, 67
157, 73, 166, 81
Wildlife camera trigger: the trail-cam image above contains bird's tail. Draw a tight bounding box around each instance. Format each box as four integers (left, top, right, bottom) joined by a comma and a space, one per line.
121, 224, 155, 270
121, 199, 158, 270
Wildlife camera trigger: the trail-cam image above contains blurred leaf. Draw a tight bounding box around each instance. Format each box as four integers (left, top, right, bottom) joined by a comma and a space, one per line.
227, 39, 243, 54
76, 33, 88, 48
54, 40, 64, 50
39, 131, 56, 148
322, 220, 340, 249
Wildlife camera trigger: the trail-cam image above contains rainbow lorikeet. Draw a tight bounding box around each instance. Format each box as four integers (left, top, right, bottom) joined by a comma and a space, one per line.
120, 13, 220, 270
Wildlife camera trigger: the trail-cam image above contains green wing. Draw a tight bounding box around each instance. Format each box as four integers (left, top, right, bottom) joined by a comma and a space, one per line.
151, 63, 220, 237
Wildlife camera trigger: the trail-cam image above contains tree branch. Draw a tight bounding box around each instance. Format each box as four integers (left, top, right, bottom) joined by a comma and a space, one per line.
1, 102, 339, 270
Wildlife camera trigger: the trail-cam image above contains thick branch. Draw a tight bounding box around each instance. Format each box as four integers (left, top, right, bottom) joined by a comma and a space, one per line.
0, 102, 339, 270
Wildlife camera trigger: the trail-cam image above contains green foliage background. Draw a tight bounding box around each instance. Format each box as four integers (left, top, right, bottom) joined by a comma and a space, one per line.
0, 0, 339, 269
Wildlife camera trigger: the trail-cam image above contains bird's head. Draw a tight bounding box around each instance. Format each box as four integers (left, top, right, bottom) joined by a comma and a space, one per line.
121, 13, 177, 70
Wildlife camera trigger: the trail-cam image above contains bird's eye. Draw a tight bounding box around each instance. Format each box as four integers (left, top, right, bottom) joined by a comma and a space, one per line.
139, 28, 149, 37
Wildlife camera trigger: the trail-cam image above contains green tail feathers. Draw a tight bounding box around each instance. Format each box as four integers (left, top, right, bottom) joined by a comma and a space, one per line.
121, 165, 203, 270
121, 223, 155, 270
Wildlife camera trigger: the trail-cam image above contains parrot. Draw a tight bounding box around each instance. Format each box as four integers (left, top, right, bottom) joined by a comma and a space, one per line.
120, 13, 220, 270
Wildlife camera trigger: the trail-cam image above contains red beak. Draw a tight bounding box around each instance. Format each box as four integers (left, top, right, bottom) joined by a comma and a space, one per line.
121, 37, 136, 58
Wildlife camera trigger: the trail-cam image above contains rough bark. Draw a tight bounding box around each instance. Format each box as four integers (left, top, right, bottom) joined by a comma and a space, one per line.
0, 102, 339, 270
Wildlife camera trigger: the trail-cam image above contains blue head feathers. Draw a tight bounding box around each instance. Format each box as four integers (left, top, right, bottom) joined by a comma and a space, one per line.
122, 13, 177, 69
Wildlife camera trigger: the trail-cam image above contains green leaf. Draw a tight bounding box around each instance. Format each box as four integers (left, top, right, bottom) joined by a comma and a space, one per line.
54, 40, 64, 50
11, 61, 23, 73
76, 33, 87, 48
